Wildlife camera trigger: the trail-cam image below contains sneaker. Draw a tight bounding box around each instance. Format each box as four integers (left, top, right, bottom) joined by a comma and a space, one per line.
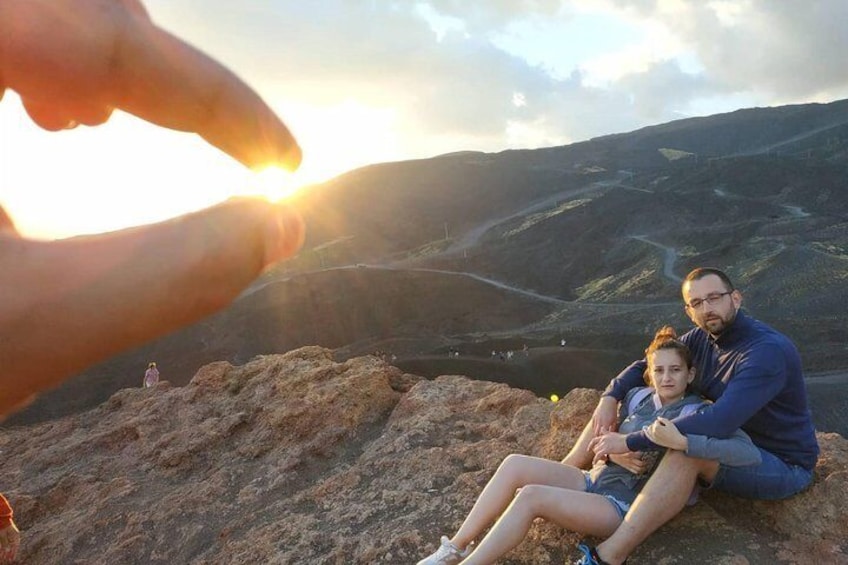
416, 535, 473, 565
573, 543, 608, 565
573, 542, 628, 565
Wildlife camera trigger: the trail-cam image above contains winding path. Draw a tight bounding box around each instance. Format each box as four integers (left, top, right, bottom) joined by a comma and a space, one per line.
444, 179, 615, 254
631, 236, 682, 283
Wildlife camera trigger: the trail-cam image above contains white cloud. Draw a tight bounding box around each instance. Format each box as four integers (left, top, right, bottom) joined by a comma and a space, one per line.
422, 0, 565, 31
605, 0, 848, 101
512, 92, 528, 107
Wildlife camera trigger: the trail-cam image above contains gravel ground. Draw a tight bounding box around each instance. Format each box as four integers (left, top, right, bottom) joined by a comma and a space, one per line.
806, 371, 848, 437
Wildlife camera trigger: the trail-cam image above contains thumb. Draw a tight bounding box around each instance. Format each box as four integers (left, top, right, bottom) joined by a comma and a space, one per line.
0, 206, 20, 237
644, 425, 657, 442
262, 204, 305, 267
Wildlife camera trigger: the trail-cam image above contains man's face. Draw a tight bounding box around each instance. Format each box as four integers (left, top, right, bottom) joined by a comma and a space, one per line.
682, 274, 742, 336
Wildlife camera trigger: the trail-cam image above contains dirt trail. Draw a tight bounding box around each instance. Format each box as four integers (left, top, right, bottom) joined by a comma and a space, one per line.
631, 235, 682, 283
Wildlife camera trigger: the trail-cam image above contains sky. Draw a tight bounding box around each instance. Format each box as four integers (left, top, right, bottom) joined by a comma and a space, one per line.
2, 0, 847, 239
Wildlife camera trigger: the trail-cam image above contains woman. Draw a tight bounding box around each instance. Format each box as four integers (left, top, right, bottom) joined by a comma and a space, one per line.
416, 327, 760, 565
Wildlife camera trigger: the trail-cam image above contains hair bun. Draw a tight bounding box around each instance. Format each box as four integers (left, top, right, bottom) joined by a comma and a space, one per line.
654, 325, 678, 341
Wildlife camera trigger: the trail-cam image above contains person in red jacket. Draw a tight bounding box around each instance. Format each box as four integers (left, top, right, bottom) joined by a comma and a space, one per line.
0, 494, 19, 563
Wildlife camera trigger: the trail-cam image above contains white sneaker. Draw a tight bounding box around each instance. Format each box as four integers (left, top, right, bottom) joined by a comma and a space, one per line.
416, 536, 473, 565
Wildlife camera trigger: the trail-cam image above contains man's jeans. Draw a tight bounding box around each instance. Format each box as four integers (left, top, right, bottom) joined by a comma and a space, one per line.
710, 447, 814, 500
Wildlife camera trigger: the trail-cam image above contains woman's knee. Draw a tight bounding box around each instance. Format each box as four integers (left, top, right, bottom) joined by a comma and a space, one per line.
663, 449, 690, 465
495, 454, 538, 489
499, 453, 531, 474
512, 484, 548, 513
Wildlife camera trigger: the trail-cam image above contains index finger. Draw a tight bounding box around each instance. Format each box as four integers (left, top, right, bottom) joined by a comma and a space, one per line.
116, 16, 302, 170
3, 0, 301, 170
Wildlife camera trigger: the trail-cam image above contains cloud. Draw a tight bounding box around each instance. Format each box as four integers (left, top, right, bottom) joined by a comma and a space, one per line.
605, 0, 848, 101
616, 60, 715, 120
146, 0, 848, 161
423, 0, 565, 30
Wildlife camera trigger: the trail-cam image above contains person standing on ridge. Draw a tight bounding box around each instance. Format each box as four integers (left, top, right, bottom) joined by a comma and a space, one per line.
143, 362, 160, 388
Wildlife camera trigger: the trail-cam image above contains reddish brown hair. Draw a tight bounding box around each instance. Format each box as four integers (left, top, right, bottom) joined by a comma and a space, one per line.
643, 326, 693, 384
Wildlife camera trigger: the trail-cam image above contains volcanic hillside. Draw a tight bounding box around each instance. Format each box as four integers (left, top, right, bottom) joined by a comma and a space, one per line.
8, 98, 848, 430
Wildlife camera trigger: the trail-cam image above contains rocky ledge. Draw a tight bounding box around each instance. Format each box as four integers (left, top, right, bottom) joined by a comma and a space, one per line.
1, 347, 845, 564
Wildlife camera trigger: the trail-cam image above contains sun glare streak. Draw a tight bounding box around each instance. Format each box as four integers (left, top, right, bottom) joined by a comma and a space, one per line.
243, 167, 305, 202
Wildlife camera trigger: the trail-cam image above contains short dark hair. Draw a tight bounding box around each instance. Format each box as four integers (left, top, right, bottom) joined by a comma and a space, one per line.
683, 267, 735, 292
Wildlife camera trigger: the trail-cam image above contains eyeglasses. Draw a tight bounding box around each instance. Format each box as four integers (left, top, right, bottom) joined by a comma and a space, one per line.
684, 291, 732, 310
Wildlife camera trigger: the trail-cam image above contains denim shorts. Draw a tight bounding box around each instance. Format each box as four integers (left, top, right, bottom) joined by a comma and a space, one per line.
708, 447, 814, 500
582, 471, 631, 520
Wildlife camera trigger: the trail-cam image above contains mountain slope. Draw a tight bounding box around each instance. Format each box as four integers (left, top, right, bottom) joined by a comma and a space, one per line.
7, 97, 848, 426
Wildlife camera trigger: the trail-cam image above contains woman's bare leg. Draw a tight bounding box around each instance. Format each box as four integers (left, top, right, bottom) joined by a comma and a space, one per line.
459, 485, 622, 565
594, 450, 718, 565
560, 420, 596, 468
451, 454, 586, 549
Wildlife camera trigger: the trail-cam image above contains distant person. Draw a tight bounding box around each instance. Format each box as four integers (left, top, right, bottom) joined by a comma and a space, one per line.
143, 362, 160, 388
560, 338, 566, 347
564, 268, 819, 565
0, 0, 304, 418
0, 493, 20, 563
416, 327, 759, 565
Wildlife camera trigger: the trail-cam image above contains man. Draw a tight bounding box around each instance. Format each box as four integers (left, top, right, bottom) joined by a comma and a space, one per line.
564, 267, 819, 565
1, 0, 305, 417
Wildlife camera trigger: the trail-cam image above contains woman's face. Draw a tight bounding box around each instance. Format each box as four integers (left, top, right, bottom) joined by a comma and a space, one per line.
648, 349, 694, 404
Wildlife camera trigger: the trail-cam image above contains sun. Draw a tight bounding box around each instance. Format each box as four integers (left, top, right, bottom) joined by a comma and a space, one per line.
244, 167, 306, 202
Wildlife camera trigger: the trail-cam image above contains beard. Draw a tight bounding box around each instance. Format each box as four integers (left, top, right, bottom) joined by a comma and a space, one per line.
698, 308, 738, 336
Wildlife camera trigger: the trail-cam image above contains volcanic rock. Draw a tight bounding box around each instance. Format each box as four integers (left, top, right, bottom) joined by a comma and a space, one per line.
0, 348, 845, 563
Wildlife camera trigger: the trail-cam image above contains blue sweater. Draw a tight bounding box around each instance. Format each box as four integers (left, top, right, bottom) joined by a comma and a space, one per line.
604, 311, 819, 470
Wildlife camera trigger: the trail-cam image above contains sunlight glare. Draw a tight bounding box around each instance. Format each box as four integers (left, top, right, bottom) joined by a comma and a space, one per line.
244, 167, 304, 202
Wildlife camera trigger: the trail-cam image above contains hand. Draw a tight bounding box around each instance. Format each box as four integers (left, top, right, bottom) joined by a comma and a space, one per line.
591, 396, 618, 436
0, 521, 20, 564
0, 0, 307, 417
0, 0, 300, 170
0, 198, 304, 416
608, 451, 649, 475
589, 431, 630, 458
645, 417, 688, 451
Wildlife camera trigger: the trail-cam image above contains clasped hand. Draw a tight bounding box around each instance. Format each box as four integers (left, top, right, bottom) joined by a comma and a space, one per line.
644, 417, 688, 451
588, 429, 629, 459
590, 431, 651, 474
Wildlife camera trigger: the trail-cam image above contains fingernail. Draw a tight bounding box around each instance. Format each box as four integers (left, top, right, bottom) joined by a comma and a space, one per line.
263, 205, 304, 266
